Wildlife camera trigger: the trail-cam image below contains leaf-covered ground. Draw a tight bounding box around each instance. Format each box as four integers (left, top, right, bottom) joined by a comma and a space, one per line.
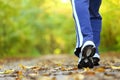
0, 52, 120, 80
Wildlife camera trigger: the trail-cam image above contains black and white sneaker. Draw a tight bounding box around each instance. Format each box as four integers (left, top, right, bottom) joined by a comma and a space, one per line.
93, 54, 100, 66
78, 41, 96, 69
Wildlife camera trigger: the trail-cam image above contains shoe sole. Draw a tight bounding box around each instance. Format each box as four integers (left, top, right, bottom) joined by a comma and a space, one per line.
78, 58, 94, 69
93, 57, 100, 66
82, 45, 96, 58
78, 45, 96, 69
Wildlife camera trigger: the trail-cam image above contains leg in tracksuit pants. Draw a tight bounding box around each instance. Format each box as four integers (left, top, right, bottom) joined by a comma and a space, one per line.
71, 0, 102, 68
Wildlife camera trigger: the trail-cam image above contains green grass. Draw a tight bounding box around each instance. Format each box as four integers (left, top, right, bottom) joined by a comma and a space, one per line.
1, 50, 41, 59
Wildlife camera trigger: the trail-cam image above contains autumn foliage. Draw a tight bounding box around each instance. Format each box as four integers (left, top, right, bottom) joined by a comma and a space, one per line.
0, 0, 120, 58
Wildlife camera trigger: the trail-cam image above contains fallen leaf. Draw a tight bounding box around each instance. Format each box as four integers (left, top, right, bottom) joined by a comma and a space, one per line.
84, 71, 95, 76
71, 67, 78, 70
51, 77, 56, 80
19, 64, 26, 70
16, 77, 21, 80
0, 66, 3, 69
14, 70, 24, 80
38, 76, 51, 80
94, 67, 105, 72
42, 73, 50, 76
61, 67, 67, 71
19, 64, 40, 70
67, 67, 78, 71
4, 69, 15, 74
72, 74, 84, 80
83, 67, 90, 72
28, 73, 38, 78
111, 66, 120, 70
15, 70, 23, 76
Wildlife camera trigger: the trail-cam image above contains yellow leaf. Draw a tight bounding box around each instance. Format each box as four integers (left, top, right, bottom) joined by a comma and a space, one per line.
111, 66, 120, 70
19, 64, 26, 70
19, 64, 40, 70
83, 67, 90, 72
39, 76, 51, 80
61, 67, 66, 71
72, 74, 84, 80
28, 73, 38, 78
4, 69, 15, 74
0, 66, 3, 69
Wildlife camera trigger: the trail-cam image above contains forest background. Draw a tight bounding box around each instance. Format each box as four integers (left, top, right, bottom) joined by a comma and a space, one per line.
0, 0, 120, 58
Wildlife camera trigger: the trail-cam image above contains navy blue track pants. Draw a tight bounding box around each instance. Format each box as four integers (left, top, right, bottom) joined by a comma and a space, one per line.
71, 0, 102, 56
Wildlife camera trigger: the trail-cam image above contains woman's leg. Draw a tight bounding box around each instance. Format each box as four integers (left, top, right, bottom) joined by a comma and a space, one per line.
89, 0, 102, 65
71, 0, 96, 68
89, 0, 102, 57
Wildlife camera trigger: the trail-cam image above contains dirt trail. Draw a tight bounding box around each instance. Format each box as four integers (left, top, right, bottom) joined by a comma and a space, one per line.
0, 52, 120, 80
